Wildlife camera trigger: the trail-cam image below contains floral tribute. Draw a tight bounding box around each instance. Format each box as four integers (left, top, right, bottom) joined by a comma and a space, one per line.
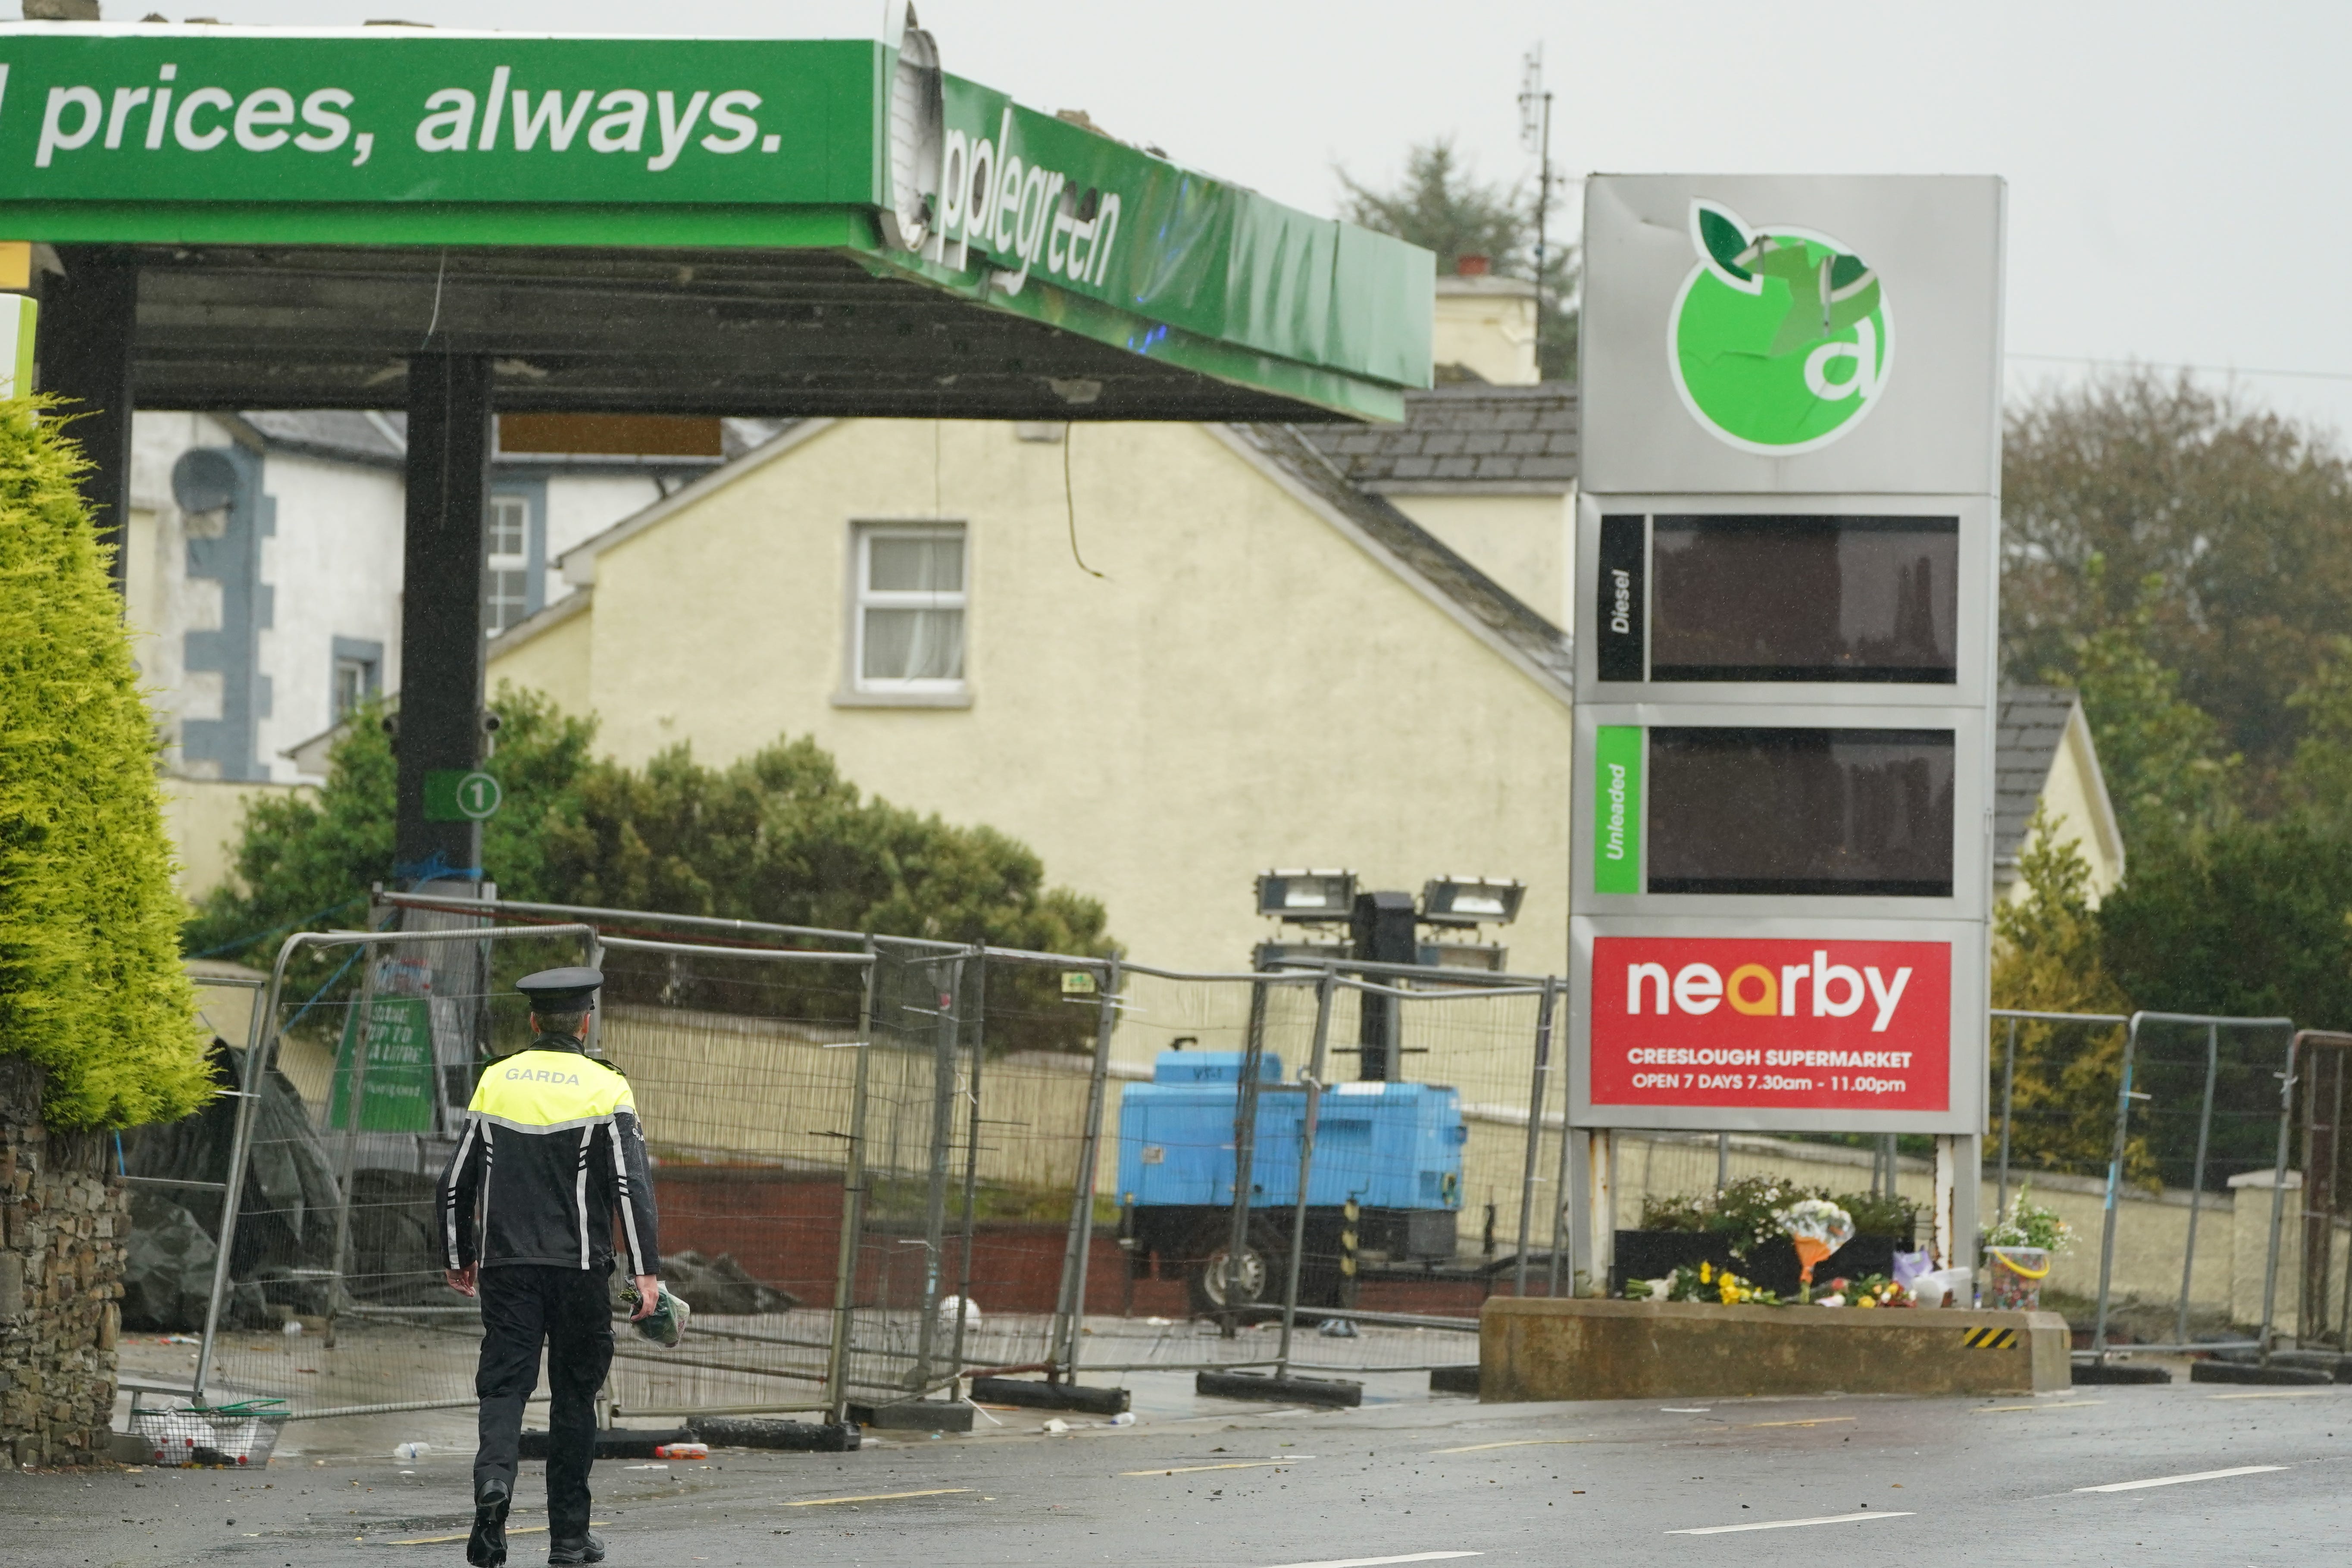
1774, 1198, 1854, 1302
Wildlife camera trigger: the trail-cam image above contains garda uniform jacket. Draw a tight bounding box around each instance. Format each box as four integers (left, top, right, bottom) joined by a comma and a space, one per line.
436, 1036, 660, 1277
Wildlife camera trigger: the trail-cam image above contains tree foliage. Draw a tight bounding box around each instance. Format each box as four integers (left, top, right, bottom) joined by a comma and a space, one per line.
1989, 808, 2147, 1181
2067, 566, 2243, 849
1337, 138, 1578, 381
187, 685, 1112, 1004
0, 399, 210, 1128
2004, 369, 2352, 783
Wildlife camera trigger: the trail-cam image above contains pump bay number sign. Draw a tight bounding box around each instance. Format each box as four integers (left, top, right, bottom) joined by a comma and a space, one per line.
1589, 936, 1950, 1113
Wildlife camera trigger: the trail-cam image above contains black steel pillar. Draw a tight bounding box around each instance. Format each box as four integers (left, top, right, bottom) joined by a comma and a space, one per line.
1351, 891, 1417, 1080
394, 354, 494, 885
38, 247, 138, 595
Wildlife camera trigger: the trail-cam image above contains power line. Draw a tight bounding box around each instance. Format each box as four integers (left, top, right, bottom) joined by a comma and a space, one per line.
2009, 351, 2352, 386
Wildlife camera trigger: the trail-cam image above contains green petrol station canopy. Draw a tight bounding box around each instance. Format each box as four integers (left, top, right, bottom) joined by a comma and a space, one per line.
0, 24, 1432, 420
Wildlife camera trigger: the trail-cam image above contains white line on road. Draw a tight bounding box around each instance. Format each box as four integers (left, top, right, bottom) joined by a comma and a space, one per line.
2074, 1465, 2287, 1493
1669, 1511, 1913, 1535
1432, 1437, 1595, 1453
2209, 1390, 2334, 1401
1255, 1555, 1482, 1568
1972, 1400, 2106, 1414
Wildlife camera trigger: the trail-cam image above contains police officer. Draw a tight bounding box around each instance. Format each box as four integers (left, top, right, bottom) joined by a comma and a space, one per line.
437, 968, 661, 1568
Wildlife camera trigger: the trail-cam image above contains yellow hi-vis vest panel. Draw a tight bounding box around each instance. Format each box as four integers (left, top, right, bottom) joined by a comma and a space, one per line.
472, 1049, 636, 1127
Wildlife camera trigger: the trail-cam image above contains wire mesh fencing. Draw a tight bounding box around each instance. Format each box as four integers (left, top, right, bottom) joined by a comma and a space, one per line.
185, 917, 600, 1421
169, 890, 1569, 1418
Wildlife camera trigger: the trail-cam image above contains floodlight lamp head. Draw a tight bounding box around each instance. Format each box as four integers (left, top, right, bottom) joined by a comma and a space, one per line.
1417, 940, 1509, 973
1255, 869, 1357, 923
1254, 939, 1354, 973
1420, 876, 1526, 927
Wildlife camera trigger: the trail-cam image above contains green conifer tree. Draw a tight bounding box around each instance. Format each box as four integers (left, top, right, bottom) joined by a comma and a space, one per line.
0, 399, 210, 1127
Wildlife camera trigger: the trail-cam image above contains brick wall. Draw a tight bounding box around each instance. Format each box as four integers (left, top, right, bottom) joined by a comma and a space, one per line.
0, 1060, 126, 1469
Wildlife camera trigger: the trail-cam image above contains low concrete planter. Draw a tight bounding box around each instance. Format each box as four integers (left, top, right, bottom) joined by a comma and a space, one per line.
1480, 1296, 2070, 1402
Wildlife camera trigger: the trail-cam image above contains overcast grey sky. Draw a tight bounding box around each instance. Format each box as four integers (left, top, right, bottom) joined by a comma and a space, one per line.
171, 0, 2352, 438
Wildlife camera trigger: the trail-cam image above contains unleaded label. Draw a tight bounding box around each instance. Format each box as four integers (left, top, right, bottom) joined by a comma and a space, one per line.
1593, 726, 1642, 895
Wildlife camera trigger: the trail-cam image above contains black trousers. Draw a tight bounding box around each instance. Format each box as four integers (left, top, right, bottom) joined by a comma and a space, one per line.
474, 1263, 614, 1541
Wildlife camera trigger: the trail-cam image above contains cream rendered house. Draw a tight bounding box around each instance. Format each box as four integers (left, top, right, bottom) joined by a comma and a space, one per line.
491, 413, 1578, 979
1992, 686, 2126, 904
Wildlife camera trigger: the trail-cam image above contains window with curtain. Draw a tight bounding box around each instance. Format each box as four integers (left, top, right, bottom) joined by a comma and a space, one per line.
855, 524, 966, 689
486, 493, 532, 635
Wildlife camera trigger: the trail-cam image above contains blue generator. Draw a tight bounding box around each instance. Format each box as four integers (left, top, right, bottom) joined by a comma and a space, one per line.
1116, 1049, 1467, 1311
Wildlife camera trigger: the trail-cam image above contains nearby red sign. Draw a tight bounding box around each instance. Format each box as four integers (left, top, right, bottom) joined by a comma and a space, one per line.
1589, 936, 1951, 1112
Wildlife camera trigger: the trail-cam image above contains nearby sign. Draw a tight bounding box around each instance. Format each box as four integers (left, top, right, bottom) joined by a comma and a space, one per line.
1587, 936, 1952, 1114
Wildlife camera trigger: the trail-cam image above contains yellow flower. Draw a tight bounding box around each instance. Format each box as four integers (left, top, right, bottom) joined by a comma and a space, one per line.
1699, 1261, 1713, 1284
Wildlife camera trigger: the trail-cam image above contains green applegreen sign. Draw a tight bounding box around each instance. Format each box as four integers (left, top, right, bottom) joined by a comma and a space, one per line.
1669, 199, 1891, 454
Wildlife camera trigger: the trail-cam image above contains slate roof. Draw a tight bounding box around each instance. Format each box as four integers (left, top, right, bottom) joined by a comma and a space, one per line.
1235, 421, 1574, 693
235, 410, 407, 467
1298, 383, 1578, 494
1994, 686, 2082, 882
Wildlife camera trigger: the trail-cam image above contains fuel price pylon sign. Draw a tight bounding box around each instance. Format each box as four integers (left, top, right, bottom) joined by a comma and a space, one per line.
1571, 175, 2005, 1138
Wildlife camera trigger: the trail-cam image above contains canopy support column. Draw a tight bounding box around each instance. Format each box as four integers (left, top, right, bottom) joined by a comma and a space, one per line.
38, 246, 137, 595
394, 354, 493, 886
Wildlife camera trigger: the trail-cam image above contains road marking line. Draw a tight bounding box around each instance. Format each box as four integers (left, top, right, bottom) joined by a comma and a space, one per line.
1432, 1438, 1593, 1453
1670, 1510, 1912, 1535
2074, 1465, 2286, 1493
1254, 1555, 1481, 1568
1741, 1416, 1857, 1428
783, 1488, 975, 1507
387, 1521, 606, 1546
1972, 1400, 2106, 1414
1123, 1460, 1301, 1476
2209, 1390, 2334, 1400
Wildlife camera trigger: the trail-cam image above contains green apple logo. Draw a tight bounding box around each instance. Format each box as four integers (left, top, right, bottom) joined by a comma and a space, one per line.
1669, 199, 1891, 454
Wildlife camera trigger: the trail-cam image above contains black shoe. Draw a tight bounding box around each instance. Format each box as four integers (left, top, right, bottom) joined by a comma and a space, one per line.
466, 1480, 511, 1568
546, 1532, 605, 1565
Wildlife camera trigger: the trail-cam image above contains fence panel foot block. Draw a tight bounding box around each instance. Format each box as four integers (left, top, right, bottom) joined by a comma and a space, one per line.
968, 1377, 1129, 1415
1480, 1299, 2072, 1401
690, 1418, 860, 1450
1194, 1370, 1363, 1407
2071, 1360, 2173, 1385
2188, 1360, 2331, 1386
848, 1399, 976, 1432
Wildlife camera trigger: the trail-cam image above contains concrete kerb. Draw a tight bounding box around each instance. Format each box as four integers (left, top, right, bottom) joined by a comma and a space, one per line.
1480, 1296, 2071, 1402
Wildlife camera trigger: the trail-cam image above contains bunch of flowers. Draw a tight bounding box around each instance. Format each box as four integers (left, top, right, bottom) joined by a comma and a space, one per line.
1774, 1198, 1855, 1301
1640, 1175, 1921, 1263
1623, 1259, 1781, 1306
1984, 1183, 2074, 1254
1822, 1272, 1912, 1308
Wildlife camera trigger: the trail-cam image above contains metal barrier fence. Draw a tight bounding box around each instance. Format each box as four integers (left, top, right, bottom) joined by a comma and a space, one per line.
154, 892, 1564, 1415
1986, 1007, 2313, 1363
156, 916, 2352, 1418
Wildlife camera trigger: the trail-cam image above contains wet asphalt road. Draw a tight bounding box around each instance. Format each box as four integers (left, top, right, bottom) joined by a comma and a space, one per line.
6, 1372, 2351, 1567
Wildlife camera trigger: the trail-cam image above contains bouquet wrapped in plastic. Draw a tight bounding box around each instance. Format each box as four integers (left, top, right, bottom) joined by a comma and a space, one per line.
1774, 1198, 1853, 1302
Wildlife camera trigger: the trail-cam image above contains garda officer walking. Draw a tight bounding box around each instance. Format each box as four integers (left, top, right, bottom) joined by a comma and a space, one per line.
437, 968, 661, 1568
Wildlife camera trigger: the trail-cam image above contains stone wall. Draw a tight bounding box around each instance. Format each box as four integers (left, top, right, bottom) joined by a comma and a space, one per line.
0, 1059, 127, 1468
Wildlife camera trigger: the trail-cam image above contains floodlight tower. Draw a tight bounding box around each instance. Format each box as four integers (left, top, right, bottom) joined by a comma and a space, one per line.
1254, 871, 1524, 1080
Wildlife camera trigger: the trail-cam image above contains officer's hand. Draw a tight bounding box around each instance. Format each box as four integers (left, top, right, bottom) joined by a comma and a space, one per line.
632, 1274, 660, 1319
445, 1265, 477, 1298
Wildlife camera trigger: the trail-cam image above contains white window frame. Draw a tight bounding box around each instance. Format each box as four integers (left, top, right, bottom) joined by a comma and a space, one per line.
851, 522, 969, 695
485, 493, 532, 636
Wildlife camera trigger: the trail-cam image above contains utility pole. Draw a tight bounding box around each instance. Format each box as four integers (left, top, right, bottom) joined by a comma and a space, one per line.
1518, 45, 1555, 373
